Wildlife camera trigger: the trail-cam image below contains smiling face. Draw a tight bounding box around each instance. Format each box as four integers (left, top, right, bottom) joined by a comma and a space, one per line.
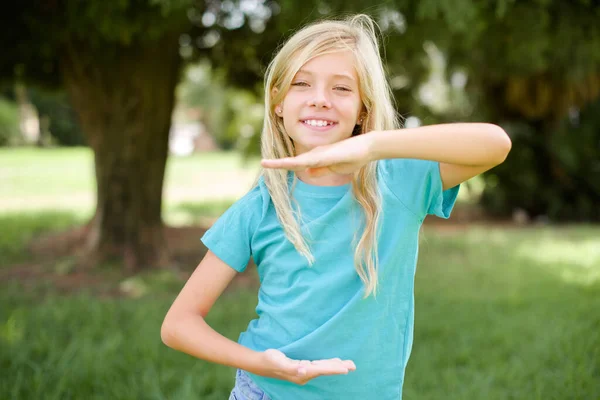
277, 51, 363, 154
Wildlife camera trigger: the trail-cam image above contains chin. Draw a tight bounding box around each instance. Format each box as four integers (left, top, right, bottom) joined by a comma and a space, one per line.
300, 139, 335, 150
291, 132, 351, 152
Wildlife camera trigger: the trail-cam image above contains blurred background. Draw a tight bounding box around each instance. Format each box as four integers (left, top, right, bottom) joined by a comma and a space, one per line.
1, 1, 599, 399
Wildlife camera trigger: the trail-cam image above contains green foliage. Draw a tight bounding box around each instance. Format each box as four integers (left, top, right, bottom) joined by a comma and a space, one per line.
482, 99, 600, 221
3, 0, 600, 222
28, 89, 85, 146
0, 97, 20, 147
177, 63, 264, 151
0, 0, 196, 87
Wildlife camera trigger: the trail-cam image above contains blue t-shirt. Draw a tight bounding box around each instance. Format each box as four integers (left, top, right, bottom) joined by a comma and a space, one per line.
201, 158, 460, 400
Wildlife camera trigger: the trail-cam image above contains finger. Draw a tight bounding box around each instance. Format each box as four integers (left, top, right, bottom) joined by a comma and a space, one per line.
304, 362, 350, 376
308, 358, 356, 372
261, 158, 302, 170
262, 156, 320, 168
262, 155, 325, 170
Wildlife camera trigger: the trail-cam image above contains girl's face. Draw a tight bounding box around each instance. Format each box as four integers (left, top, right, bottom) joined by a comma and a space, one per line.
278, 51, 363, 154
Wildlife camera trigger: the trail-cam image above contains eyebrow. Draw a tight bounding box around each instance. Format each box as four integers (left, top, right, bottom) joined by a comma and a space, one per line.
296, 69, 356, 82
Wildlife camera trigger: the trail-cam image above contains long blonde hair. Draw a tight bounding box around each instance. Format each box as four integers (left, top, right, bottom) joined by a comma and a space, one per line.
260, 14, 400, 297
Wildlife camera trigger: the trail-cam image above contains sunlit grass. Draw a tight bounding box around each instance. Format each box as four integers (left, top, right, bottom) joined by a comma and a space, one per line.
516, 235, 600, 286
407, 225, 600, 399
0, 147, 258, 223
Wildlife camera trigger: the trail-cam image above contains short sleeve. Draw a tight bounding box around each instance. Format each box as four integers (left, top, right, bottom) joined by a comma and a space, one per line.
378, 158, 460, 221
200, 188, 263, 272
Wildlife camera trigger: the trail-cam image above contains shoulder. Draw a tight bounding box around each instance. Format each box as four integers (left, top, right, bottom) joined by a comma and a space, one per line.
222, 175, 271, 224
377, 158, 437, 185
377, 158, 458, 220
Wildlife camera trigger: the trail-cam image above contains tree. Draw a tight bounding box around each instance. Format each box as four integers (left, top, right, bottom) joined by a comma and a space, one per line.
1, 1, 195, 270
445, 1, 600, 221
0, 0, 381, 270
3, 0, 598, 274
203, 0, 600, 220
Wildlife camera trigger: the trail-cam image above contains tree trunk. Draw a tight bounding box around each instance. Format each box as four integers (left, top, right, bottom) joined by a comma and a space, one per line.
60, 35, 182, 271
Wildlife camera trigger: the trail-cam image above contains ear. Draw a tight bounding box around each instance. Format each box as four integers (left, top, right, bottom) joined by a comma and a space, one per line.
356, 104, 367, 125
271, 87, 283, 116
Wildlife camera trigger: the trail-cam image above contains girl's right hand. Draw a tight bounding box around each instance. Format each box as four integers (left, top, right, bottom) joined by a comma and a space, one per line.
260, 349, 356, 385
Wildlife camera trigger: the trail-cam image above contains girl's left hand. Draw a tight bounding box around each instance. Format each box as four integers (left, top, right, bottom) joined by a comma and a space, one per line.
261, 134, 374, 177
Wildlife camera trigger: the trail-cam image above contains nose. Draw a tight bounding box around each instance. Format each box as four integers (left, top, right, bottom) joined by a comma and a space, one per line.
308, 86, 331, 109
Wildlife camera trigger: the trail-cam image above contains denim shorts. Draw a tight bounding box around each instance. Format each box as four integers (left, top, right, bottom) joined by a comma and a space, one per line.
229, 369, 272, 400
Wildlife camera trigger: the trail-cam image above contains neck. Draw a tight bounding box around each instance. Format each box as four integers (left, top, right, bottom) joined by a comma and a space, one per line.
295, 170, 352, 186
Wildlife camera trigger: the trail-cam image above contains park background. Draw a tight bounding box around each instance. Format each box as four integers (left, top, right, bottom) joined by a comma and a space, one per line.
1, 1, 599, 399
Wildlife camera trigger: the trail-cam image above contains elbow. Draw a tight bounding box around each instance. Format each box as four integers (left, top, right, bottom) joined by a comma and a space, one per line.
161, 315, 179, 349
490, 124, 512, 164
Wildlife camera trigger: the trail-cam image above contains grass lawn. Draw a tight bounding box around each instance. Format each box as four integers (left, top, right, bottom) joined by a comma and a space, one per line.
1, 148, 599, 399
0, 147, 260, 221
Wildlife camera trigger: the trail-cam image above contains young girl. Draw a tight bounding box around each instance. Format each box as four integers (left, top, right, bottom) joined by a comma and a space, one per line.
161, 14, 511, 400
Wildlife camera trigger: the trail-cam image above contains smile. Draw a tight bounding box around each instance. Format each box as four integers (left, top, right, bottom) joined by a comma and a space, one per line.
301, 119, 338, 130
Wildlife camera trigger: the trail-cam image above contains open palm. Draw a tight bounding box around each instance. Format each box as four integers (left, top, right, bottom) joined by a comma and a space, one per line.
263, 349, 356, 385
261, 135, 373, 177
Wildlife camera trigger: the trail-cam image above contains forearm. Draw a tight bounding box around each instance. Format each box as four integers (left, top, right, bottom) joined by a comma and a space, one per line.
161, 313, 265, 375
368, 123, 511, 166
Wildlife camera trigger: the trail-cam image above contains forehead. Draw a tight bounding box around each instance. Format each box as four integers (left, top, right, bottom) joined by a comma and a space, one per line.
295, 51, 358, 81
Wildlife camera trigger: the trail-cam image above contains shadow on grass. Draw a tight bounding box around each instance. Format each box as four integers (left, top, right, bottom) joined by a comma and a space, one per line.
0, 205, 256, 300
0, 211, 85, 267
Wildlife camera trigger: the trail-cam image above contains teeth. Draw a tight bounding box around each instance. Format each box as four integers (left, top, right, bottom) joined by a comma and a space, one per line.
304, 120, 333, 127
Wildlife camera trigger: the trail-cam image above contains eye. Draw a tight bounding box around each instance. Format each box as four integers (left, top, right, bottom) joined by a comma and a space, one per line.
334, 86, 352, 92
291, 81, 309, 87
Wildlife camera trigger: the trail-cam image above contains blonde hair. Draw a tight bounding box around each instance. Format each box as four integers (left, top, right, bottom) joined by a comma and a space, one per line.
260, 14, 400, 297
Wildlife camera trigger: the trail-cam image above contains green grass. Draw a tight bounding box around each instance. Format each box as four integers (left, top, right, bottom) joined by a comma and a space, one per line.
0, 147, 259, 220
0, 282, 258, 400
1, 148, 599, 399
406, 226, 600, 399
1, 225, 599, 399
0, 147, 96, 197
0, 211, 86, 266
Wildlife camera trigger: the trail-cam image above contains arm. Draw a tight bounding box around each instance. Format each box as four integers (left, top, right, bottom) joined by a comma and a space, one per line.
161, 250, 264, 373
261, 123, 511, 191
368, 123, 512, 190
161, 250, 356, 382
